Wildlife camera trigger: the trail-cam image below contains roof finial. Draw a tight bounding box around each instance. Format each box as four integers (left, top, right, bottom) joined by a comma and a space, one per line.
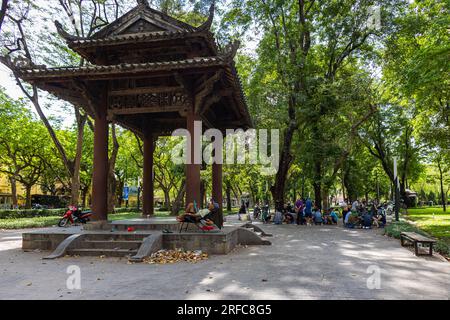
197, 1, 215, 32
137, 0, 149, 7
222, 39, 240, 60
54, 20, 83, 42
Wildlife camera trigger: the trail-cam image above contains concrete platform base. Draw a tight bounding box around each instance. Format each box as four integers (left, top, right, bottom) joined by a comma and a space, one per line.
22, 220, 271, 261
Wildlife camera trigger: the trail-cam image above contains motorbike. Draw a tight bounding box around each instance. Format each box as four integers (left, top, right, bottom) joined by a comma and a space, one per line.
58, 206, 93, 227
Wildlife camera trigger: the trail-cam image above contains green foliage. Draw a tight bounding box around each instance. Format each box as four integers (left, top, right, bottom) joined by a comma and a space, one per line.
0, 209, 66, 219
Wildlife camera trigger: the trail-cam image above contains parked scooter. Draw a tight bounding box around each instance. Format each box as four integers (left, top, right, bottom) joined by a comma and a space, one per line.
58, 205, 93, 227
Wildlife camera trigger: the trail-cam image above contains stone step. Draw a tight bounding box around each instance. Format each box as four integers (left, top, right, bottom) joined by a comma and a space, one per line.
67, 248, 138, 257
83, 233, 150, 242
79, 240, 142, 250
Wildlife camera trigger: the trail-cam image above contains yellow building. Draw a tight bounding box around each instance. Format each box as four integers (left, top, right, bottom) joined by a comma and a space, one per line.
0, 174, 42, 208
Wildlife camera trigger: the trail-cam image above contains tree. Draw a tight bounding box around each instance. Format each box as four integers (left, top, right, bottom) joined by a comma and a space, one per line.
0, 0, 7, 32
0, 0, 131, 206
224, 0, 400, 208
0, 90, 51, 208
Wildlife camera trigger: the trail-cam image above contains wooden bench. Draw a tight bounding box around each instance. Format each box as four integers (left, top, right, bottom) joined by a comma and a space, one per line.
400, 232, 436, 256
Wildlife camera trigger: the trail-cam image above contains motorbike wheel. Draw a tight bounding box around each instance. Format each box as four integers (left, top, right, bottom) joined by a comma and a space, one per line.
58, 217, 69, 227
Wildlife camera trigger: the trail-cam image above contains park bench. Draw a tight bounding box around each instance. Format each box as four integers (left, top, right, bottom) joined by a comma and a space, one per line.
400, 232, 436, 256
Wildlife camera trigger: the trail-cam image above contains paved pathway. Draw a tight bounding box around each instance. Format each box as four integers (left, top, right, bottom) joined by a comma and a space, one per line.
0, 218, 449, 300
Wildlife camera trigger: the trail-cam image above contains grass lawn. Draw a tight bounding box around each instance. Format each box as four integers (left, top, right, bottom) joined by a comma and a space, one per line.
404, 207, 450, 244
384, 206, 450, 257
0, 208, 238, 230
0, 216, 61, 229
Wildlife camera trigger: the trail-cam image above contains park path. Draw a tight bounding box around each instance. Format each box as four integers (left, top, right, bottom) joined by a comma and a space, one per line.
0, 218, 449, 300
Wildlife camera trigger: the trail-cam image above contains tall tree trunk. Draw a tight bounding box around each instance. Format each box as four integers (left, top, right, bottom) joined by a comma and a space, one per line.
313, 182, 321, 209
0, 0, 8, 33
81, 186, 88, 209
107, 124, 119, 214
271, 122, 296, 204
200, 180, 206, 209
301, 175, 305, 199
9, 175, 17, 208
163, 189, 171, 210
313, 159, 322, 208
70, 112, 87, 206
25, 185, 32, 209
116, 178, 124, 208
171, 179, 186, 215
225, 180, 232, 211
322, 189, 329, 210
438, 160, 446, 212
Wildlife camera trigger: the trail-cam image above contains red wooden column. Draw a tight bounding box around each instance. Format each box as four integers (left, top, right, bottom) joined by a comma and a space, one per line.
142, 133, 154, 217
91, 98, 109, 221
212, 162, 223, 227
185, 110, 201, 208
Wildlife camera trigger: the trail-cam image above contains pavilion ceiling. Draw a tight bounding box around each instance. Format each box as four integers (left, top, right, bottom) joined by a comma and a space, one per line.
7, 0, 252, 136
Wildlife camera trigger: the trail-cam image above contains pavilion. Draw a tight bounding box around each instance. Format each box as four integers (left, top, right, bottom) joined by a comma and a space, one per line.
11, 0, 252, 227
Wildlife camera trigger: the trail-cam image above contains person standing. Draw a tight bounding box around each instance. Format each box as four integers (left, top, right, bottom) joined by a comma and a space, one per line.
305, 197, 313, 225
295, 198, 303, 225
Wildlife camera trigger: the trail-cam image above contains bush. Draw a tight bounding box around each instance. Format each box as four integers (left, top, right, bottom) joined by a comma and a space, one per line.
435, 241, 450, 257
384, 221, 427, 239
112, 207, 141, 214
0, 209, 66, 219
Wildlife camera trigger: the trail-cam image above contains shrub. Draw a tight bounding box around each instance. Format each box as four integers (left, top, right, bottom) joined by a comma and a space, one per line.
0, 209, 66, 219
435, 241, 450, 256
111, 207, 141, 214
0, 207, 143, 219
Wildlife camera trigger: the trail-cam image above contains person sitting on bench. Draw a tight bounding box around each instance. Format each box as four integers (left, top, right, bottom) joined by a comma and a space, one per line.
177, 201, 216, 227
176, 202, 198, 223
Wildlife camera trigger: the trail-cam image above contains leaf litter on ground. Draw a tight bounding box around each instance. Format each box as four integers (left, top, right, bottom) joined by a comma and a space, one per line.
142, 249, 208, 264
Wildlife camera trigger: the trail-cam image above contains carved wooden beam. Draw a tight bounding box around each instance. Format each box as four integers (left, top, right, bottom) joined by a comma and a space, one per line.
200, 93, 222, 116
109, 86, 184, 96
108, 105, 187, 116
174, 72, 193, 93
194, 70, 223, 114
71, 80, 99, 117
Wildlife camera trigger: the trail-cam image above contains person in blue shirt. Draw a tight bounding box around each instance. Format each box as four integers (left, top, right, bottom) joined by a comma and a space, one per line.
330, 209, 339, 224
304, 198, 313, 225
313, 206, 323, 225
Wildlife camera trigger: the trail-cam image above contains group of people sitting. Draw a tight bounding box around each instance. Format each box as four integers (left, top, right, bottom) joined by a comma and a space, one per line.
250, 199, 339, 226
249, 198, 387, 229
342, 200, 386, 229
176, 198, 220, 230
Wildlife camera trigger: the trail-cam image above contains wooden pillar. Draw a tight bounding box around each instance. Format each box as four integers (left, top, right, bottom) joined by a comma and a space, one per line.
185, 110, 201, 208
91, 98, 108, 221
212, 162, 223, 227
143, 133, 154, 217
